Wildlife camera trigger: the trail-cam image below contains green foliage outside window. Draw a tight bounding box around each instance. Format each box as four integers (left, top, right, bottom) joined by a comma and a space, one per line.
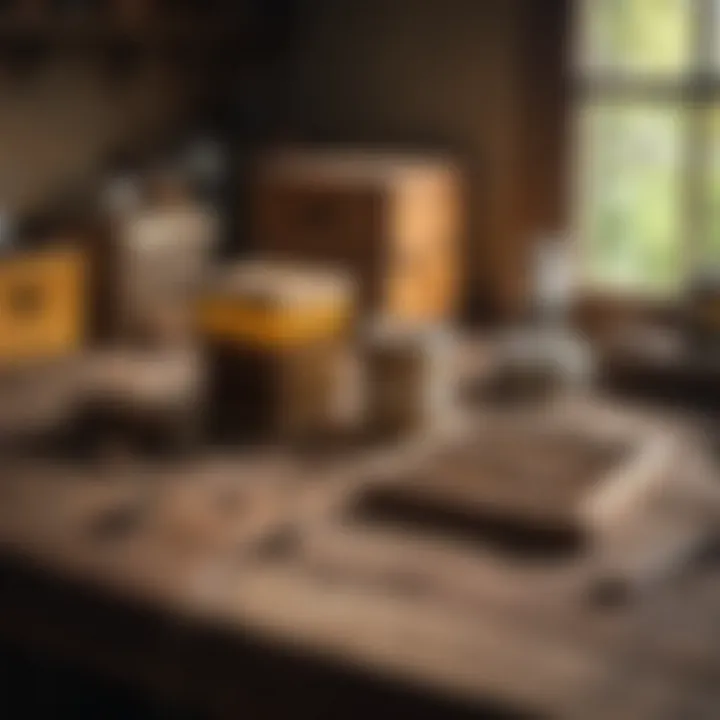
579, 0, 720, 293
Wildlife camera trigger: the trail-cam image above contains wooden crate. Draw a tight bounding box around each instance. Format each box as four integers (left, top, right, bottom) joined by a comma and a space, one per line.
253, 149, 463, 323
0, 248, 86, 368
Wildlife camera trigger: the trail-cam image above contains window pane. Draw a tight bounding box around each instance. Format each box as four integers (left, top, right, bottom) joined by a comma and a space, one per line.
580, 0, 692, 76
580, 103, 684, 292
714, 0, 720, 71
706, 109, 720, 264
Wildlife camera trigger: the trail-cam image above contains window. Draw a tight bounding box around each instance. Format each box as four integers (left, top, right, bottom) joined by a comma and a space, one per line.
577, 0, 720, 295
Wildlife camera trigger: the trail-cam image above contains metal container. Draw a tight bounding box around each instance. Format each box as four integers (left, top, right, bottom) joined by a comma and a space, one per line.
363, 322, 455, 438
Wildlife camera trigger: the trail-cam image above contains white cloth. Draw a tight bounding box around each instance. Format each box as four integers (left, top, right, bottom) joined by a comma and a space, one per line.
118, 204, 218, 337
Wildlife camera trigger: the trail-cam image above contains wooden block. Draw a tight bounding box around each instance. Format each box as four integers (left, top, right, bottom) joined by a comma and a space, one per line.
253, 149, 463, 323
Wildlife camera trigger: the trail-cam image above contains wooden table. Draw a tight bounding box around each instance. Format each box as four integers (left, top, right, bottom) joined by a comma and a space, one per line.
0, 398, 719, 719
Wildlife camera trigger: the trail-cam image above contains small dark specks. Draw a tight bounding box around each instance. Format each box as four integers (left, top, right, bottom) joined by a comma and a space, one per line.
585, 576, 632, 612
252, 525, 300, 563
87, 502, 147, 544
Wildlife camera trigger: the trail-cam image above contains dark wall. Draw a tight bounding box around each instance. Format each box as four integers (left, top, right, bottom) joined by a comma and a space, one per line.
284, 0, 570, 321
0, 59, 183, 214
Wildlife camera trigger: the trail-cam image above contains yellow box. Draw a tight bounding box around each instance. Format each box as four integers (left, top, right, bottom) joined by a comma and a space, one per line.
196, 260, 355, 440
196, 297, 352, 350
196, 261, 355, 351
0, 248, 86, 367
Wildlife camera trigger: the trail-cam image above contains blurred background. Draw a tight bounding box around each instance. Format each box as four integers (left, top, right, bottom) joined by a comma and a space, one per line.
1, 1, 720, 719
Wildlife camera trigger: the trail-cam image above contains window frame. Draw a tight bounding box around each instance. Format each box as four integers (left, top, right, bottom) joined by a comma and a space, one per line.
573, 0, 720, 301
